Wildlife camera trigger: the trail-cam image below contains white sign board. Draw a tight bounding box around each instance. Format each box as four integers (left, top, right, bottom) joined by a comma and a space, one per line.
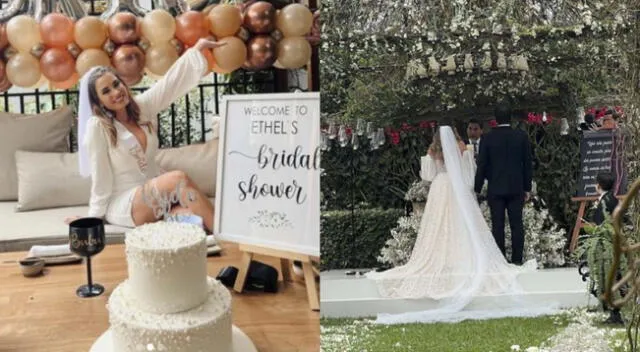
214, 93, 320, 257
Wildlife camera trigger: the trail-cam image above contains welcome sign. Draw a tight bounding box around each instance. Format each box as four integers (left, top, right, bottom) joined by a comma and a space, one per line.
214, 93, 320, 257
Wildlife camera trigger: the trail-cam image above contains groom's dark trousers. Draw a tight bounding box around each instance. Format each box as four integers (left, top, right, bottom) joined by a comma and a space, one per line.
474, 126, 533, 265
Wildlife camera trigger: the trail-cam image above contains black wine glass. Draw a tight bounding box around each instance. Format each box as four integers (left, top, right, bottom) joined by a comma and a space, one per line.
69, 217, 106, 298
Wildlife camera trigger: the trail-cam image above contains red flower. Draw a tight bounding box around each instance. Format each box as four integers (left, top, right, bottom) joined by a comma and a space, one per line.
401, 123, 413, 131
346, 127, 353, 136
390, 131, 400, 145
429, 121, 437, 128
419, 121, 431, 129
489, 120, 498, 127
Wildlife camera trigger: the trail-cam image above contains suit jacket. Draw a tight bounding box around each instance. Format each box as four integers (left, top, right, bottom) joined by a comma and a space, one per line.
591, 191, 619, 225
474, 126, 533, 197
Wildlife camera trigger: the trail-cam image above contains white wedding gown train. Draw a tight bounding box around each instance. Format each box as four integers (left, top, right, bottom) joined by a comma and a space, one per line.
367, 126, 558, 324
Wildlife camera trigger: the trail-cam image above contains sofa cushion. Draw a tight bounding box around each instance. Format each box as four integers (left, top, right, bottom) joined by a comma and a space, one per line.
156, 138, 219, 198
0, 107, 73, 201
15, 151, 91, 212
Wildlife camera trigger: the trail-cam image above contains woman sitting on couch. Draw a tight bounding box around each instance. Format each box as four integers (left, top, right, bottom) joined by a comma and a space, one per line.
64, 38, 224, 233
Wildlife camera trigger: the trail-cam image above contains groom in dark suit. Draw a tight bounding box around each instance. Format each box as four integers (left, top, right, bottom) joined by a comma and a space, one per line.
474, 104, 533, 265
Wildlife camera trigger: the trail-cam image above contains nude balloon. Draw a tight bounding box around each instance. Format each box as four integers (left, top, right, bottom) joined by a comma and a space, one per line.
6, 15, 41, 53
212, 36, 246, 72
207, 4, 242, 38
276, 4, 313, 37
40, 13, 75, 48
6, 53, 41, 87
75, 17, 108, 49
141, 9, 176, 45
276, 36, 311, 69
76, 48, 112, 76
145, 42, 179, 76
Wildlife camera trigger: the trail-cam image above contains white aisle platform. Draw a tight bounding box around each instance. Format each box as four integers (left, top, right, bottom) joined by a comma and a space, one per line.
321, 267, 594, 318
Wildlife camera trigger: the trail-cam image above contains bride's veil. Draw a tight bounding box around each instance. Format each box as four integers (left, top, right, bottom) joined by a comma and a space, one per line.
375, 126, 558, 324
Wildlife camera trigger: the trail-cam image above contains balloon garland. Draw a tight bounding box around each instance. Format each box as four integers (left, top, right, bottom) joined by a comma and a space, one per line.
0, 1, 318, 92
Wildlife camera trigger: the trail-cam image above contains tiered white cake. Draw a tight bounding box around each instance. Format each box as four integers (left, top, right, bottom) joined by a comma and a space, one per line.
107, 222, 232, 352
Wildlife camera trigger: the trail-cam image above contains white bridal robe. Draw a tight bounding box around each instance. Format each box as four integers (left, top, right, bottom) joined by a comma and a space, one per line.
84, 48, 209, 227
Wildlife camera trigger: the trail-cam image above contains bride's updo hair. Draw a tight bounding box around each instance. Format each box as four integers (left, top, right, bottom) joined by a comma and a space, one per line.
428, 127, 463, 160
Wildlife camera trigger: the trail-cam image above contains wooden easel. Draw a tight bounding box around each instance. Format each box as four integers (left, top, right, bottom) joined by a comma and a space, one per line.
569, 194, 627, 252
569, 196, 597, 252
233, 244, 320, 311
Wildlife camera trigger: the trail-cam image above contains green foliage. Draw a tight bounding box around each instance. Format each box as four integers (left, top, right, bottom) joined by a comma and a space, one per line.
320, 207, 404, 270
574, 219, 628, 301
522, 121, 582, 232
321, 126, 434, 210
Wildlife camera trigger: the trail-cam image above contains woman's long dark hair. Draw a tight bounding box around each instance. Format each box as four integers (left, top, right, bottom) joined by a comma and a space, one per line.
87, 66, 152, 146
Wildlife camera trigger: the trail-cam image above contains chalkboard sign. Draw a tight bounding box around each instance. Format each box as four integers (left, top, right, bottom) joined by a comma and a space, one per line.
576, 129, 626, 198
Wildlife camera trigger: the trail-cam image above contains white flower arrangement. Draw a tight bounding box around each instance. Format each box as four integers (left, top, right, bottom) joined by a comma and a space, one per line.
404, 180, 431, 203
377, 214, 421, 267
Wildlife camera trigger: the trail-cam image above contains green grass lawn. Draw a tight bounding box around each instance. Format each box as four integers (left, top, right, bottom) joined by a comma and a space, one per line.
321, 315, 571, 352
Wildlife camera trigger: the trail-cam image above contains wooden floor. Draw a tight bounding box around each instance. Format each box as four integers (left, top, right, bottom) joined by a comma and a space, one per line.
0, 242, 319, 352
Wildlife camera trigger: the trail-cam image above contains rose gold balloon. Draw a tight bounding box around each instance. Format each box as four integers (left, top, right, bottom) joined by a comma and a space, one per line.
212, 36, 246, 72
108, 12, 140, 45
207, 4, 242, 38
40, 13, 74, 48
277, 36, 311, 69
52, 72, 79, 90
40, 48, 76, 82
76, 48, 112, 76
243, 1, 276, 34
6, 53, 41, 87
75, 16, 108, 49
176, 11, 209, 47
276, 3, 313, 37
0, 24, 9, 50
245, 35, 276, 71
0, 60, 12, 92
111, 44, 145, 85
145, 42, 178, 76
200, 48, 215, 71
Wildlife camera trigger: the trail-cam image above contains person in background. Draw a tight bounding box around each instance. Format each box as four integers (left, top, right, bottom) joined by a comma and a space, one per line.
465, 118, 483, 159
586, 172, 623, 325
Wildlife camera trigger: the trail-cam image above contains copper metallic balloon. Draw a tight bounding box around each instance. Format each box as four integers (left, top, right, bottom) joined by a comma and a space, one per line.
74, 16, 108, 49
6, 53, 41, 87
175, 11, 209, 47
207, 4, 242, 38
111, 44, 145, 85
108, 12, 140, 45
0, 60, 12, 93
0, 24, 9, 50
76, 48, 112, 76
40, 13, 75, 48
199, 48, 215, 71
40, 48, 76, 82
243, 1, 276, 34
245, 35, 275, 71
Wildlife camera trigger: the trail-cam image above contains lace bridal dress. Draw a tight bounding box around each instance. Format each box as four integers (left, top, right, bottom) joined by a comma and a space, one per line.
367, 126, 557, 324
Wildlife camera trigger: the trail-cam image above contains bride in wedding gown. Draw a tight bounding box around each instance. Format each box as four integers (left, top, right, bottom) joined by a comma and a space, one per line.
367, 125, 557, 324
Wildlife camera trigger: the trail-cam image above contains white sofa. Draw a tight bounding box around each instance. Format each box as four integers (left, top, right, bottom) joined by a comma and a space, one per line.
0, 107, 219, 252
